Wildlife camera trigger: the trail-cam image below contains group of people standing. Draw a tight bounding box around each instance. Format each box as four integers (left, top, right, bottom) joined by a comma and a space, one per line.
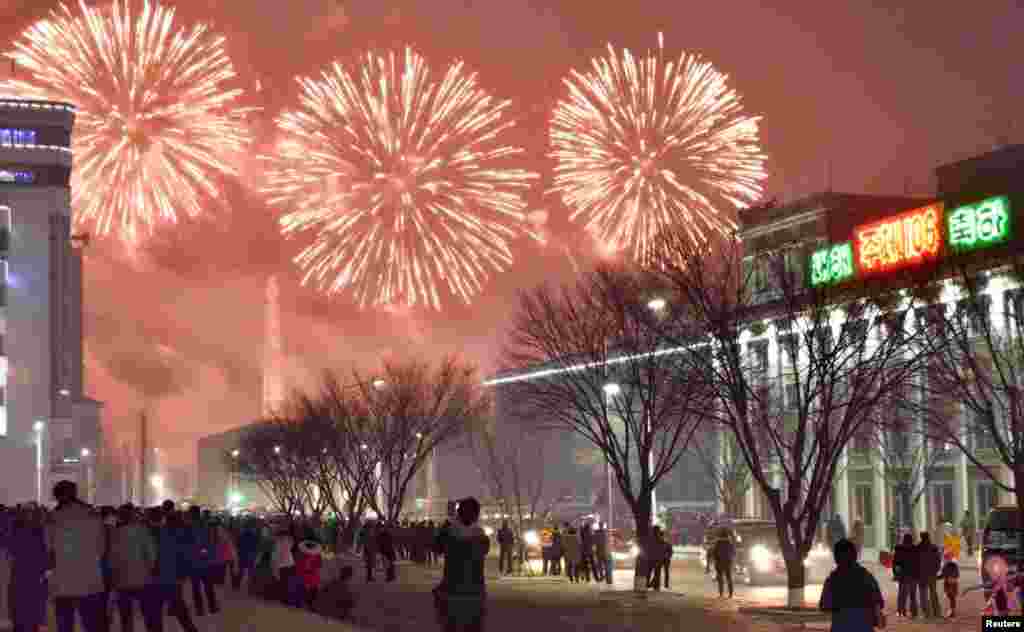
0, 480, 238, 632
892, 531, 961, 619
539, 522, 612, 584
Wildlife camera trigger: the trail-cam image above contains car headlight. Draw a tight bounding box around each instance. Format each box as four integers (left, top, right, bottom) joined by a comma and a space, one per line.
750, 545, 773, 571
524, 530, 539, 546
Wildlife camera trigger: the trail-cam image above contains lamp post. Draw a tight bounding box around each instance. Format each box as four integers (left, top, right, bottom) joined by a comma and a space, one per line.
81, 448, 93, 504
603, 380, 657, 527
33, 420, 45, 504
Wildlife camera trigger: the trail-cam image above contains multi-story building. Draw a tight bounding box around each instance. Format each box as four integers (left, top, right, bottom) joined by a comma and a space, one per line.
0, 97, 103, 505
489, 144, 1023, 548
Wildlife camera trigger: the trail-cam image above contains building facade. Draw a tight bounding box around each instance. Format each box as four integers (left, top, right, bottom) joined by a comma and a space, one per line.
0, 98, 103, 505
487, 145, 1023, 547
737, 145, 1023, 550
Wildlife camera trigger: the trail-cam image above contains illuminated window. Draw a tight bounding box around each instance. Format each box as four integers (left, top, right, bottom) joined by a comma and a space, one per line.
0, 128, 37, 145
948, 196, 1012, 253
0, 169, 35, 184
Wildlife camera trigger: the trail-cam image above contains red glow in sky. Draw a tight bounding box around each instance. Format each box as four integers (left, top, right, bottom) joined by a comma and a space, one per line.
2, 0, 1020, 470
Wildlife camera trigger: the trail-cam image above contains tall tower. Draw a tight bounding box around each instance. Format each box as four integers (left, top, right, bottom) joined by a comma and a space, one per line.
262, 275, 284, 416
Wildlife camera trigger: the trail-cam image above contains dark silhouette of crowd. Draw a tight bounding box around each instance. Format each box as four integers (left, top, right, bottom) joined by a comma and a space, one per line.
0, 480, 366, 632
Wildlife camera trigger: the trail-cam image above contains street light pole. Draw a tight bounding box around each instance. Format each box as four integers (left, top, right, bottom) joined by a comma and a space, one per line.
33, 421, 45, 504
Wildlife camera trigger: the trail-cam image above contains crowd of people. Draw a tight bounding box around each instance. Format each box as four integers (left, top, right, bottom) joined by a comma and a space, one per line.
0, 480, 360, 632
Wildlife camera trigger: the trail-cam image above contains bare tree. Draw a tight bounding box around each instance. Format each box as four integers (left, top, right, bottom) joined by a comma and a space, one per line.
917, 264, 1024, 540
356, 356, 490, 523
503, 265, 712, 583
652, 234, 932, 607
469, 413, 558, 575
236, 413, 317, 518
689, 429, 751, 518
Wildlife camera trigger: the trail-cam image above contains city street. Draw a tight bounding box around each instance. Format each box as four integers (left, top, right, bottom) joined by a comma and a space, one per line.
599, 560, 987, 612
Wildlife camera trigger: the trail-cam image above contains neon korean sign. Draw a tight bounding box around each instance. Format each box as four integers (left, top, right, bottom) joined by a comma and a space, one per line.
947, 195, 1011, 253
809, 242, 854, 287
854, 204, 942, 274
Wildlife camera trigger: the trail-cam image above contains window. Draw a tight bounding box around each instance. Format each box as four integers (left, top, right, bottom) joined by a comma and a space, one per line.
1006, 289, 1024, 335
778, 333, 798, 367
0, 128, 37, 145
972, 410, 998, 451
931, 483, 954, 524
955, 295, 992, 338
749, 340, 769, 375
783, 381, 799, 411
977, 482, 997, 520
854, 485, 874, 526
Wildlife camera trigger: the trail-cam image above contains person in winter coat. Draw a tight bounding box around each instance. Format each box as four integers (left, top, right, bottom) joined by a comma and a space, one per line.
377, 522, 397, 583
819, 539, 885, 632
47, 480, 109, 632
183, 506, 219, 616
109, 505, 159, 632
271, 525, 297, 603
593, 525, 609, 584
562, 528, 582, 583
434, 497, 490, 632
893, 532, 919, 617
497, 521, 514, 575
647, 527, 672, 591
915, 532, 942, 618
147, 509, 199, 632
9, 505, 49, 632
579, 524, 595, 583
711, 528, 735, 598
234, 520, 261, 591
827, 514, 847, 547
295, 539, 324, 610
550, 527, 563, 576
213, 520, 237, 589
940, 558, 960, 618
362, 522, 379, 582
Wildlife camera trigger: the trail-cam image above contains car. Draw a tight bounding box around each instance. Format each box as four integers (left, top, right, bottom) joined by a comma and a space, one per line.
979, 505, 1022, 598
700, 518, 832, 586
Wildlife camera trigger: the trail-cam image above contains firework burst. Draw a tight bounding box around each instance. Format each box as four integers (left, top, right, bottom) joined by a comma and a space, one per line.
550, 34, 766, 261
264, 48, 537, 310
2, 0, 254, 242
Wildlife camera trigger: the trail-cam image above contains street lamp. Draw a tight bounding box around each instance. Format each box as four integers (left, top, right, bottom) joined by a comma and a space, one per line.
647, 297, 667, 312
372, 378, 387, 391
33, 421, 45, 504
81, 448, 93, 504
273, 445, 281, 455
602, 382, 621, 397
231, 449, 240, 458
150, 474, 164, 489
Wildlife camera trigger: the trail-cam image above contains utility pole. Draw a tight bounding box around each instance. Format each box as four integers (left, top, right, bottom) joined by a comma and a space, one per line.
139, 410, 148, 507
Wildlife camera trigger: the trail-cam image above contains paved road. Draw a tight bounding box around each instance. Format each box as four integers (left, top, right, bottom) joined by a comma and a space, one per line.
595, 558, 988, 614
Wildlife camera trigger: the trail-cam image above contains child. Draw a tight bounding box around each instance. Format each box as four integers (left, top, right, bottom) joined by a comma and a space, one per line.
940, 557, 959, 617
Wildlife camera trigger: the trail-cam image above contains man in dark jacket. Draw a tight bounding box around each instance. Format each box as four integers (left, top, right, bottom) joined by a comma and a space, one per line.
235, 520, 261, 590
377, 522, 397, 583
712, 528, 735, 598
363, 522, 379, 582
893, 533, 918, 617
497, 521, 514, 575
148, 508, 199, 632
184, 506, 219, 616
435, 498, 490, 632
915, 532, 941, 618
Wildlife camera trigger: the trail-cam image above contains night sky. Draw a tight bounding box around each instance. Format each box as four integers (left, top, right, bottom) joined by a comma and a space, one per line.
1, 0, 1021, 471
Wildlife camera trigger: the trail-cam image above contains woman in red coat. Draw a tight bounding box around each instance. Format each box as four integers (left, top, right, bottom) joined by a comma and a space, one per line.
295, 540, 323, 610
